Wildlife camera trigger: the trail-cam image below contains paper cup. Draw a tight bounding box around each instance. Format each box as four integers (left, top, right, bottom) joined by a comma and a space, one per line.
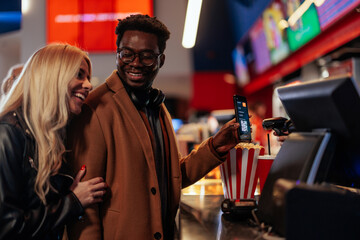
220, 144, 264, 200
256, 155, 275, 193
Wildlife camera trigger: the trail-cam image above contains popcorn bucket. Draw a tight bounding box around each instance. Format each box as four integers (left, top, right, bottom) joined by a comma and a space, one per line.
220, 143, 264, 200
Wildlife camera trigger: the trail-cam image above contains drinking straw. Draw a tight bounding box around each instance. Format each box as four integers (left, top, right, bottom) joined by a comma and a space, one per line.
267, 133, 271, 155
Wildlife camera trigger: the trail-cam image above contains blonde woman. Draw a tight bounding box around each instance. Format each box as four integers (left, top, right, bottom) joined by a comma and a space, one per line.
0, 44, 107, 239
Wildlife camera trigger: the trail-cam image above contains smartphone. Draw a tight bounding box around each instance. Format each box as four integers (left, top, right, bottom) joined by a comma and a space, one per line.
233, 95, 251, 142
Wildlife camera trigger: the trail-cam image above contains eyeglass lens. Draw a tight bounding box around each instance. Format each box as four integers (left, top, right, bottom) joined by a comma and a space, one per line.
119, 49, 159, 66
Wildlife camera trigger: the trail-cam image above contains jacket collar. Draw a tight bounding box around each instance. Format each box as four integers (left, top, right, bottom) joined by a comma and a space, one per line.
105, 70, 125, 93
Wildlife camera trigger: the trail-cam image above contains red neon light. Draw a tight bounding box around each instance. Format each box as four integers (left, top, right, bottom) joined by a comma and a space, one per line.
47, 0, 153, 52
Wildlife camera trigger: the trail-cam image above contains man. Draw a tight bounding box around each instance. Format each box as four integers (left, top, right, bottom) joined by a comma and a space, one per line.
67, 14, 240, 240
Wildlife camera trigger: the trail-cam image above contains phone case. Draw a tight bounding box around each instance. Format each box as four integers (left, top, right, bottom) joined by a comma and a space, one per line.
233, 95, 251, 142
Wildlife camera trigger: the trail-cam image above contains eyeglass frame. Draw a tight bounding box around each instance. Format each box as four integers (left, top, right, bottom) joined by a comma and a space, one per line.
117, 47, 163, 66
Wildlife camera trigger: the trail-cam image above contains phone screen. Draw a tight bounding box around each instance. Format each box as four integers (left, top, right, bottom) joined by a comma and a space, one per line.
233, 95, 251, 142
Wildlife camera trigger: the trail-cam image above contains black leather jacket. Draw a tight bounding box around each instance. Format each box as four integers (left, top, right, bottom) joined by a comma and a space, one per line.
0, 109, 84, 240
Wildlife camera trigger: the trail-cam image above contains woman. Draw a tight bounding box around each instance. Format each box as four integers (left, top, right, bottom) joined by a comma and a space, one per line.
0, 44, 107, 239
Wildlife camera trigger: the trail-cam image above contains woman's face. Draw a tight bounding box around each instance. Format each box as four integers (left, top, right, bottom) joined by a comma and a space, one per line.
68, 58, 92, 115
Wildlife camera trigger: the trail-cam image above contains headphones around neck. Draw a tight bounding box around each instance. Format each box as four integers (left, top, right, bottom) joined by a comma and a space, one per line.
129, 87, 165, 109
116, 71, 165, 109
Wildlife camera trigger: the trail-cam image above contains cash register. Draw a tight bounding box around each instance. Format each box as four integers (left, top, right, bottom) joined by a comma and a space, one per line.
256, 76, 360, 239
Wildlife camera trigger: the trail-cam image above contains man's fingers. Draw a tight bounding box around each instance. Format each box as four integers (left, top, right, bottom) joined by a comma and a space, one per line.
229, 118, 236, 123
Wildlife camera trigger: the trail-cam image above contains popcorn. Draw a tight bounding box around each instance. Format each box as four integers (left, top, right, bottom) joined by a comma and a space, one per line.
234, 142, 264, 150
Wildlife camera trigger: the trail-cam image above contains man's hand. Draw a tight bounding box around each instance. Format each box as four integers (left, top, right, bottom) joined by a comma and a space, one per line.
212, 118, 240, 155
273, 130, 288, 146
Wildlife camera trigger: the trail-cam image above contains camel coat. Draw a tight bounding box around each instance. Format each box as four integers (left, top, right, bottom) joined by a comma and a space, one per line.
66, 70, 225, 240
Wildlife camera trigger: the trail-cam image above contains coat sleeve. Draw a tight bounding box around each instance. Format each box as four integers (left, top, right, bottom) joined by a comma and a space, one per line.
160, 105, 226, 189
0, 124, 84, 240
66, 104, 107, 240
179, 137, 226, 188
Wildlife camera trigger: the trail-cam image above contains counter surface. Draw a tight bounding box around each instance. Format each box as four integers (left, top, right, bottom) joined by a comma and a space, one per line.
179, 179, 282, 240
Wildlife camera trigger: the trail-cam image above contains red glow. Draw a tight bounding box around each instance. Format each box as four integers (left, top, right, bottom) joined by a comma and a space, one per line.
191, 72, 236, 111
47, 0, 153, 52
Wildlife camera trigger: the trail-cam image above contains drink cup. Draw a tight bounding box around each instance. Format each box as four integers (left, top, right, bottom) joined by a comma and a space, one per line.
256, 155, 275, 193
220, 143, 264, 200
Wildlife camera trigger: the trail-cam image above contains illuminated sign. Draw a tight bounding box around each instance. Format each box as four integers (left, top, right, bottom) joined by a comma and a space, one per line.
47, 0, 153, 52
286, 3, 321, 52
250, 18, 272, 74
316, 0, 360, 30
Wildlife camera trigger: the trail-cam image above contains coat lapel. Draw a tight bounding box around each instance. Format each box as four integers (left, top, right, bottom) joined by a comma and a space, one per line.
106, 71, 157, 177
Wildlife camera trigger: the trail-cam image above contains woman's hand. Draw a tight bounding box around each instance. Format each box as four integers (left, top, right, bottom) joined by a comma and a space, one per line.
69, 165, 107, 208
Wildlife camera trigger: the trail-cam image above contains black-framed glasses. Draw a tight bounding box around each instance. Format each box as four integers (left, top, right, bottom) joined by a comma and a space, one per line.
117, 48, 162, 66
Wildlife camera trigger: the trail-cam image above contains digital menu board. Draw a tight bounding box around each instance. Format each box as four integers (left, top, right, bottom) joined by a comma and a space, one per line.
232, 45, 250, 86
316, 0, 360, 30
47, 0, 153, 52
249, 18, 272, 74
285, 1, 321, 52
233, 0, 359, 86
263, 0, 290, 64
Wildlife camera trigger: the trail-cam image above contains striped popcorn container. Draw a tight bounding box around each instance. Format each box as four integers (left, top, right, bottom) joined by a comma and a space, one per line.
220, 143, 264, 200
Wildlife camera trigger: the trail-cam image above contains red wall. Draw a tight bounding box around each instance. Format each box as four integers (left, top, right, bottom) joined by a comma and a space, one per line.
190, 71, 236, 111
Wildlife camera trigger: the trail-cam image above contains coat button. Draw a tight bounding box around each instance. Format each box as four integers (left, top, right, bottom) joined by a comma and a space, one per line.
151, 187, 156, 195
154, 232, 162, 239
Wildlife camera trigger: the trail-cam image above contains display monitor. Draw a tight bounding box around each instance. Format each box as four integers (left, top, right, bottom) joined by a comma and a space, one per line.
172, 119, 184, 133
232, 45, 250, 87
257, 76, 360, 235
277, 76, 360, 140
263, 0, 290, 64
277, 76, 360, 187
286, 2, 321, 51
249, 18, 272, 74
316, 0, 360, 30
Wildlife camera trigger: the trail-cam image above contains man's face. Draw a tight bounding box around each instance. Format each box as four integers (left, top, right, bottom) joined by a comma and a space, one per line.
116, 30, 165, 90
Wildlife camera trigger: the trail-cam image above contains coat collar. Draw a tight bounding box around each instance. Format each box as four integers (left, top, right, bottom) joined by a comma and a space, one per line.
105, 70, 125, 93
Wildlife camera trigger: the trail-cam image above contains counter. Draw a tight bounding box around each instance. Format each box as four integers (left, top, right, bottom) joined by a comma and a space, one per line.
179, 179, 283, 240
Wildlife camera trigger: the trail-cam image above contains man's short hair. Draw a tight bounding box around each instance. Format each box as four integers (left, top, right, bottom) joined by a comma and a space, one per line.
115, 14, 170, 53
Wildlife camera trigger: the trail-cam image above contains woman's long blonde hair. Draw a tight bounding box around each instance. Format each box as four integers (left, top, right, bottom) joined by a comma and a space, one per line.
0, 44, 92, 203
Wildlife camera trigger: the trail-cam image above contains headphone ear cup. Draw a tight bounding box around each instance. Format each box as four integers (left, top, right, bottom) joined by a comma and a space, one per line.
149, 88, 165, 108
